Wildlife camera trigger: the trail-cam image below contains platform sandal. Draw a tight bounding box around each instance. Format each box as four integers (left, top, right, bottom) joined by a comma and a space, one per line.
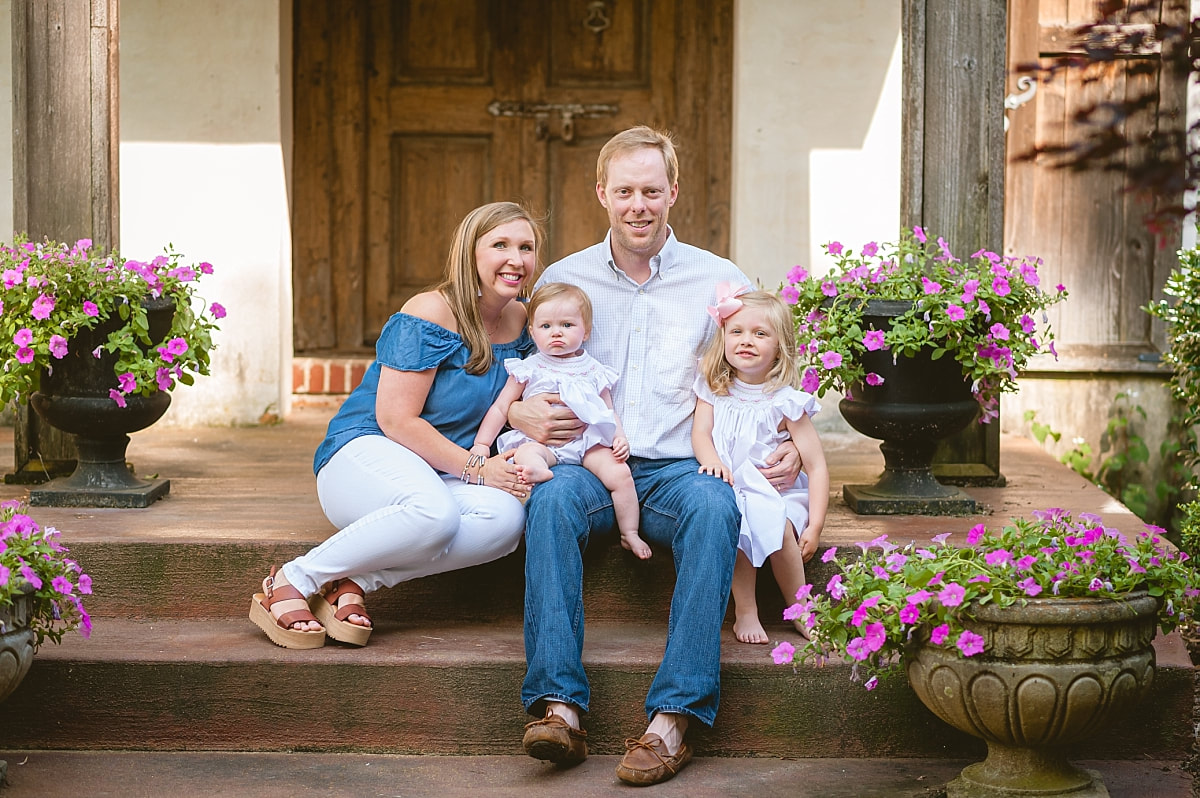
249, 566, 326, 649
309, 579, 373, 646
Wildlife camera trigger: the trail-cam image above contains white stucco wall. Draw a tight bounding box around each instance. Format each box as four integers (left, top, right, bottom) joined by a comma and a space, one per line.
732, 1, 902, 289
119, 0, 291, 426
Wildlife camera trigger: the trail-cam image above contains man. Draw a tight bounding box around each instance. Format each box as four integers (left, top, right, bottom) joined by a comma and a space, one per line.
510, 126, 799, 785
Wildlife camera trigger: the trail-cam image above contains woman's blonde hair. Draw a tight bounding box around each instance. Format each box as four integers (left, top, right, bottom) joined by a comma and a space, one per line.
698, 290, 799, 395
435, 201, 543, 374
527, 282, 593, 336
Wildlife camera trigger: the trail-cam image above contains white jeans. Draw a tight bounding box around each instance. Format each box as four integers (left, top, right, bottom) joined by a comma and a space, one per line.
282, 434, 526, 596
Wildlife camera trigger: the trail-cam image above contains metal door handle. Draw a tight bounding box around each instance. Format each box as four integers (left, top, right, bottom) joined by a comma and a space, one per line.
487, 101, 619, 143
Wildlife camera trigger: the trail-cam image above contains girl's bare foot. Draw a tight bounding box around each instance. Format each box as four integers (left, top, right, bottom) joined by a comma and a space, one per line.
516, 463, 554, 484
793, 618, 817, 641
733, 612, 769, 644
620, 531, 652, 559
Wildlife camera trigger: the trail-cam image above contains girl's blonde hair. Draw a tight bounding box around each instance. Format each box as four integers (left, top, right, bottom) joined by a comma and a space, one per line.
435, 201, 543, 375
527, 282, 593, 336
698, 290, 799, 395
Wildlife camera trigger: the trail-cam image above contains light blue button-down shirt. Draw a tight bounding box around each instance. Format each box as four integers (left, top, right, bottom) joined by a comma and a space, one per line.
537, 230, 751, 459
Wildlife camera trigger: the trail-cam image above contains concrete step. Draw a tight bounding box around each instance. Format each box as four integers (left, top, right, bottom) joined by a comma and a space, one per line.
0, 617, 1193, 764
0, 751, 1191, 798
71, 535, 835, 624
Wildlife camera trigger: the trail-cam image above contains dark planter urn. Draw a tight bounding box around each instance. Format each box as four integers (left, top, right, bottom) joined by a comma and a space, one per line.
28, 298, 174, 508
906, 592, 1158, 798
0, 585, 36, 704
838, 300, 979, 515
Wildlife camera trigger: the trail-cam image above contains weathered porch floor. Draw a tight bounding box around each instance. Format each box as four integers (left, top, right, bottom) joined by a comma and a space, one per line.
0, 408, 1192, 797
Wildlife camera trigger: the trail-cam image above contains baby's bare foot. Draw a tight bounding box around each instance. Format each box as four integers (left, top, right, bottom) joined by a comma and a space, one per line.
516, 463, 554, 484
733, 613, 769, 644
620, 531, 652, 560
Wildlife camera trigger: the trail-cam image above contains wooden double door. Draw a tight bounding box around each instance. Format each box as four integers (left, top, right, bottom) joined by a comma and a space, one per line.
292, 0, 733, 354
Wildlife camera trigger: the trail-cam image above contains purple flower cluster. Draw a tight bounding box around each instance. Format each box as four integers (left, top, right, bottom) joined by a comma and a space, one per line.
0, 499, 93, 646
771, 508, 1199, 689
778, 228, 1067, 417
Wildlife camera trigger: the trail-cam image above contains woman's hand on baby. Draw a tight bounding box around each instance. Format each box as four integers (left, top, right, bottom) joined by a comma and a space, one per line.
612, 436, 630, 461
483, 451, 529, 499
698, 461, 733, 485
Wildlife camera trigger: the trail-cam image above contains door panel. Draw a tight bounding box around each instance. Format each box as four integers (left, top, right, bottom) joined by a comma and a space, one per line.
1004, 0, 1186, 371
293, 0, 731, 353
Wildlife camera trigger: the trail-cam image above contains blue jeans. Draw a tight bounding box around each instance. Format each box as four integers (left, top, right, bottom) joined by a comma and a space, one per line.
521, 457, 739, 727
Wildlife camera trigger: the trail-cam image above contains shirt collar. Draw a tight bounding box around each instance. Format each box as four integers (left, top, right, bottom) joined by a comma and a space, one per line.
603, 227, 679, 280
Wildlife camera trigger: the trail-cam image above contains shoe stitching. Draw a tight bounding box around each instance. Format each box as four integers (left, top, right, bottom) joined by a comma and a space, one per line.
621, 736, 677, 775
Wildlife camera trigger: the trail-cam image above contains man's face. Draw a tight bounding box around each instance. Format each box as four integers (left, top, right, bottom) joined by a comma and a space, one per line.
597, 148, 678, 263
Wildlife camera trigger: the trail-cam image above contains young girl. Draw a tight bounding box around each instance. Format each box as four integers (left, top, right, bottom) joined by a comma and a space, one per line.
692, 285, 829, 644
475, 282, 650, 559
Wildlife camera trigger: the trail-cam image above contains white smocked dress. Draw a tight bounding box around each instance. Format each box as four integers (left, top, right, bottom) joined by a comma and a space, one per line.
497, 350, 620, 466
694, 376, 821, 567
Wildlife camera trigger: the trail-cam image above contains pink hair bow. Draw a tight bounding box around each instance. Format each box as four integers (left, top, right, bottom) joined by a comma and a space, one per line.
707, 282, 751, 325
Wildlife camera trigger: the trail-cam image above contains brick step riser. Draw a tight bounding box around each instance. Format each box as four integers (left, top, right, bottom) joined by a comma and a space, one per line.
72, 541, 839, 621
1, 657, 1192, 760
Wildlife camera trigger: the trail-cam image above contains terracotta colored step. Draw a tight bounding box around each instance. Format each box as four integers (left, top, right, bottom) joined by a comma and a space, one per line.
0, 618, 1192, 763
68, 535, 836, 623
0, 751, 1191, 798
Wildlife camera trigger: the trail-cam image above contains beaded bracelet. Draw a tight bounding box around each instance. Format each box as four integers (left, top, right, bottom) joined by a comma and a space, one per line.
460, 453, 486, 483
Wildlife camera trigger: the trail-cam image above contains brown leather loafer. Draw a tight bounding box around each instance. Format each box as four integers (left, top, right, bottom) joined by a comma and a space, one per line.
615, 733, 693, 785
522, 708, 588, 764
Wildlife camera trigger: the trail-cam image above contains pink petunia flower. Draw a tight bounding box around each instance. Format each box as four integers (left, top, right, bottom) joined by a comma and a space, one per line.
30, 293, 55, 320
82, 300, 99, 317
863, 330, 886, 351
109, 389, 127, 408
819, 351, 843, 370
1017, 577, 1042, 597
48, 334, 68, 359
209, 302, 227, 319
786, 265, 808, 283
938, 582, 966, 607
846, 637, 871, 661
913, 226, 927, 243
957, 630, 985, 656
865, 373, 884, 386
780, 285, 799, 305
771, 641, 796, 665
946, 304, 966, 321
930, 624, 950, 645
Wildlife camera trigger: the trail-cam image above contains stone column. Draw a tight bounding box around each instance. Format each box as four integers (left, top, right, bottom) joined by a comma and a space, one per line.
8, 0, 119, 482
901, 0, 1008, 485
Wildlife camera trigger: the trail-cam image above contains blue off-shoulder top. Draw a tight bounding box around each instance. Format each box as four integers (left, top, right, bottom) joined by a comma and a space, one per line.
312, 312, 534, 474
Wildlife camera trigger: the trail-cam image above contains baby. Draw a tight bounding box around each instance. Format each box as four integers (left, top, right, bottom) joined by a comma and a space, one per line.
474, 282, 649, 559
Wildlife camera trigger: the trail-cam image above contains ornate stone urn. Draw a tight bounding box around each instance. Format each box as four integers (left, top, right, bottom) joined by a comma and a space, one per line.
837, 300, 979, 515
28, 297, 174, 508
905, 592, 1159, 798
0, 585, 36, 704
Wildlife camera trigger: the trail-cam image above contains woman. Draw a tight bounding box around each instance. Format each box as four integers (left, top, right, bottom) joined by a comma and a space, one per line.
250, 201, 540, 648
